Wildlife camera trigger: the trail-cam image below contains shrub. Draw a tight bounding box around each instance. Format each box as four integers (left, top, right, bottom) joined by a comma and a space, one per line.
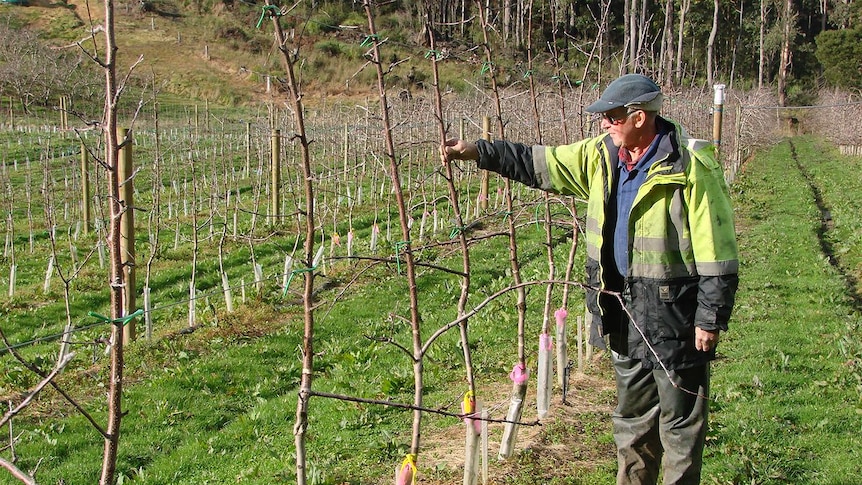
315, 40, 347, 57
341, 11, 365, 28
215, 25, 250, 43
313, 40, 362, 61
815, 27, 862, 90
305, 12, 344, 35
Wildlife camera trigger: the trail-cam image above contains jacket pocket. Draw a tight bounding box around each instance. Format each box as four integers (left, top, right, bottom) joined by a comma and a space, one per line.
585, 259, 601, 315
651, 279, 699, 342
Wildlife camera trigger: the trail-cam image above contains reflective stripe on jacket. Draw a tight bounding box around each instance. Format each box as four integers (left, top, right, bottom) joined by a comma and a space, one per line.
475, 117, 739, 369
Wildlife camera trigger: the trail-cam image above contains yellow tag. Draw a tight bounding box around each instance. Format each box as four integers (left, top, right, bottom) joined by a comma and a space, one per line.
397, 454, 416, 485
462, 390, 475, 414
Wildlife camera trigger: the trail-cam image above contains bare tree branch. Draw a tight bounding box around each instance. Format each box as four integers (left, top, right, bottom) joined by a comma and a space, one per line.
0, 457, 36, 485
0, 353, 75, 430
0, 328, 108, 438
308, 390, 541, 426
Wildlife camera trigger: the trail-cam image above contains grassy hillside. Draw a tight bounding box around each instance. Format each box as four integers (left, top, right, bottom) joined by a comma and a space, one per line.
1, 0, 496, 107
4, 0, 279, 105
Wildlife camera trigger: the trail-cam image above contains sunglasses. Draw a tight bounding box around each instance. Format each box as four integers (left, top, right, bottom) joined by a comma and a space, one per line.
601, 109, 640, 125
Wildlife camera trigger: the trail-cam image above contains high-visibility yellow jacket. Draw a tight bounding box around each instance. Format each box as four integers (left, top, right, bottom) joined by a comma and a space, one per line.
475, 117, 739, 369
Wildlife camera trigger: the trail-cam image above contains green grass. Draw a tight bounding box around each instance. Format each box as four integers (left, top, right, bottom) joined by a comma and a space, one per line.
2, 131, 862, 484
1, 111, 592, 483
704, 138, 862, 484
792, 137, 862, 301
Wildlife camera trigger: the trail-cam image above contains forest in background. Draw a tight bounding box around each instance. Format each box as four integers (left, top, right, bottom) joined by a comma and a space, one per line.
0, 0, 860, 112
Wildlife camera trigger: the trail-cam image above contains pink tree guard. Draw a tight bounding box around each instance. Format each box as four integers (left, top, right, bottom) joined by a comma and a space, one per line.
555, 308, 568, 327
509, 362, 529, 384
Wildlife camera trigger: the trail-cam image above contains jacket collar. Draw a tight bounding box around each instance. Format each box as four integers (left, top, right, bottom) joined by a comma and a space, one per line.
654, 116, 685, 174
600, 115, 684, 175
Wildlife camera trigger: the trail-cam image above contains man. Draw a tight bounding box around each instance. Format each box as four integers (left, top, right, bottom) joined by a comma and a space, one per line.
441, 74, 739, 484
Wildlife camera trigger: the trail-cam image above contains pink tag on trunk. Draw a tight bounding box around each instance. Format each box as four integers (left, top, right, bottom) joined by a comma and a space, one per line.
509, 363, 528, 384
554, 308, 568, 327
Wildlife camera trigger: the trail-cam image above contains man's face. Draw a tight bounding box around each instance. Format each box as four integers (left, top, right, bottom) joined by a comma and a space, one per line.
600, 107, 641, 148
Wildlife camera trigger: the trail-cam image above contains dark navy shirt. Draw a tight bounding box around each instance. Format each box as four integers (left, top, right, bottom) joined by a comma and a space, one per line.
613, 124, 669, 276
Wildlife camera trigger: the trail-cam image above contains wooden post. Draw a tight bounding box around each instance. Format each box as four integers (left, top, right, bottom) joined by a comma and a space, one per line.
479, 117, 490, 210
270, 129, 281, 225
729, 105, 742, 182
245, 121, 251, 177
118, 128, 136, 343
81, 142, 91, 235
59, 96, 68, 130
712, 84, 725, 153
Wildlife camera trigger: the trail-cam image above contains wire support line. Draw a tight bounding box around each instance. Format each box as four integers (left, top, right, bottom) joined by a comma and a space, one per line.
0, 322, 108, 356
1, 215, 539, 355
307, 390, 541, 427
3, 273, 712, 402
740, 100, 862, 110
0, 270, 290, 357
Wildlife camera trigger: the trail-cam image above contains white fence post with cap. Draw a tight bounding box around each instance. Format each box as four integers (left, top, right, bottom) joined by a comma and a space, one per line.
713, 84, 726, 153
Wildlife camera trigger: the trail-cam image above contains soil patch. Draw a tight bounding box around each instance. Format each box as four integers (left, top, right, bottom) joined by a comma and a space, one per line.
418, 357, 617, 484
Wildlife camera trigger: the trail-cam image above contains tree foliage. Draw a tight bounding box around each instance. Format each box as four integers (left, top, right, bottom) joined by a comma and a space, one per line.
815, 26, 862, 90
1, 0, 860, 102
295, 0, 856, 93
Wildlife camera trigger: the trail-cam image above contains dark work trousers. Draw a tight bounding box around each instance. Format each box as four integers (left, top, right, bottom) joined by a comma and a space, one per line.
611, 350, 710, 485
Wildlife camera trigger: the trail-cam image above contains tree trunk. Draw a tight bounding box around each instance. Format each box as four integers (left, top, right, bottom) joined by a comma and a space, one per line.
730, 1, 744, 89
660, 0, 674, 86
261, 5, 317, 484
778, 0, 794, 106
637, 0, 648, 71
503, 0, 512, 45
100, 0, 124, 482
820, 0, 826, 32
627, 0, 637, 71
599, 0, 611, 78
459, 0, 467, 35
707, 0, 719, 86
364, 0, 425, 462
675, 0, 691, 84
759, 0, 767, 88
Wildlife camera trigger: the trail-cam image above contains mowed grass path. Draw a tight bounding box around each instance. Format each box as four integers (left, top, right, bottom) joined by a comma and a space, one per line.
704, 137, 862, 484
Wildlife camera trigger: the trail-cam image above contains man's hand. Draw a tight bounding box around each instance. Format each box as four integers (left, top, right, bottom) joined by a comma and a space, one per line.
695, 327, 720, 352
440, 139, 479, 163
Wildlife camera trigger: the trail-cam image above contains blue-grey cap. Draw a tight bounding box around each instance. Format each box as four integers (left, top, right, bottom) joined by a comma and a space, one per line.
585, 74, 663, 113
